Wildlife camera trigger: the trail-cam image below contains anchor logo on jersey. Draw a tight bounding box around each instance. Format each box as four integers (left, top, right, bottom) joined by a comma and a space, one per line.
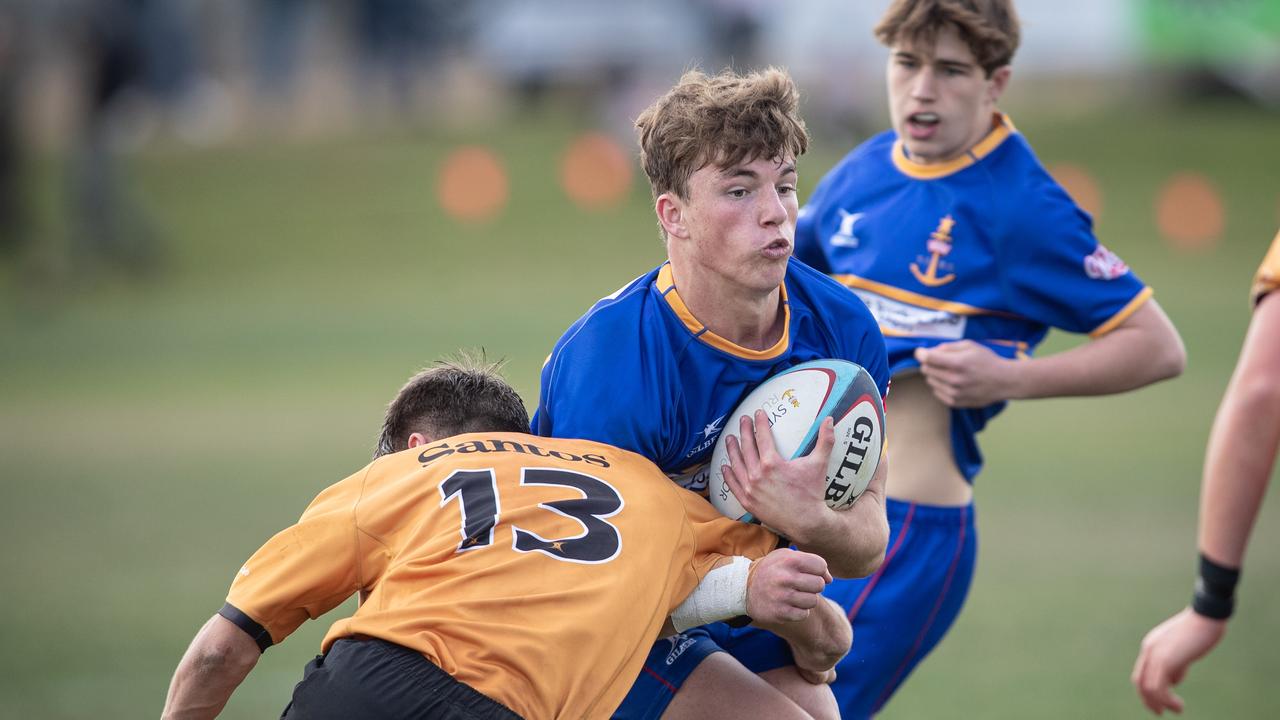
910, 215, 957, 288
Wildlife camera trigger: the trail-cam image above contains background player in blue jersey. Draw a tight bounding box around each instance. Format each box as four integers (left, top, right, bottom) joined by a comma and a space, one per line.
535, 68, 892, 719
792, 1, 1187, 717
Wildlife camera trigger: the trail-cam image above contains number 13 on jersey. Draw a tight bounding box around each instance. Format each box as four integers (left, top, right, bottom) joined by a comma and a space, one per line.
439, 467, 626, 564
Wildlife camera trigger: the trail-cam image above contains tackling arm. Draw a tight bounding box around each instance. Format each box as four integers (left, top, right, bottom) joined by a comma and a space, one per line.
162, 614, 261, 720
670, 548, 834, 632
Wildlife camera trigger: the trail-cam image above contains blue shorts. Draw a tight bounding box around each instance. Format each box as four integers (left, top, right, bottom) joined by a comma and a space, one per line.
613, 499, 976, 720
610, 631, 724, 719
833, 499, 977, 718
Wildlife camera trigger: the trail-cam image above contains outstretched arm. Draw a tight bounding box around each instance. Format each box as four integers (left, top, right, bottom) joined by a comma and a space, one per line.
722, 412, 889, 578
1132, 293, 1280, 716
1196, 293, 1280, 569
162, 614, 261, 720
915, 299, 1185, 408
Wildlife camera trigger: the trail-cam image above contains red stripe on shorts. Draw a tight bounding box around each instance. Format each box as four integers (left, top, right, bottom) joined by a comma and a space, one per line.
641, 664, 678, 693
872, 504, 969, 712
847, 502, 916, 621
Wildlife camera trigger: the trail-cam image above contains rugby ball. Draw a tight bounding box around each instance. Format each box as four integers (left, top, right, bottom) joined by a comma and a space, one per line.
707, 359, 885, 523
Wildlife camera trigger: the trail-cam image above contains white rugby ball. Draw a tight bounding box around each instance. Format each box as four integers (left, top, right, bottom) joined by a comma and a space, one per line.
707, 359, 885, 523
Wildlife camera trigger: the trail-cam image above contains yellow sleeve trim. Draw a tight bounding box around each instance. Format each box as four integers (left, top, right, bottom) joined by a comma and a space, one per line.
1089, 286, 1153, 338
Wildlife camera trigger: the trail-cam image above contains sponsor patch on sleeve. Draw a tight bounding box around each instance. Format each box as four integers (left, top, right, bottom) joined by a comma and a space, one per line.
1083, 245, 1129, 280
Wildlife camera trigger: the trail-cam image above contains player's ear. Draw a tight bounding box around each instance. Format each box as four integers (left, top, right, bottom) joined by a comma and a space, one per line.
656, 193, 690, 240
407, 432, 432, 449
986, 65, 1011, 104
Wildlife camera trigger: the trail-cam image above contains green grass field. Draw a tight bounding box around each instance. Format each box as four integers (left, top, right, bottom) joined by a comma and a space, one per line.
2, 98, 1278, 719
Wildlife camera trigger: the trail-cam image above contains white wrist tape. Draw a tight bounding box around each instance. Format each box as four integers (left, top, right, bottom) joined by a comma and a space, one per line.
670, 556, 752, 632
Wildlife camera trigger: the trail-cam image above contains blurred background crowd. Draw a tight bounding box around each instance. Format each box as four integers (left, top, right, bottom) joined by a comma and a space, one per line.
6, 0, 1279, 145
0, 0, 1277, 277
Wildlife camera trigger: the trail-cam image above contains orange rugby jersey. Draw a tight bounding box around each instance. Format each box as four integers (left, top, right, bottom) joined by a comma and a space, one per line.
224, 432, 777, 720
1252, 228, 1280, 306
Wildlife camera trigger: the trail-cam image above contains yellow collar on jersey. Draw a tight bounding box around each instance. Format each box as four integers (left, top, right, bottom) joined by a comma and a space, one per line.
892, 113, 1016, 180
656, 263, 791, 360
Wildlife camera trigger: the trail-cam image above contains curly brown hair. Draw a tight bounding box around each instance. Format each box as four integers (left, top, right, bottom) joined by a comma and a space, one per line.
874, 0, 1021, 76
635, 67, 809, 203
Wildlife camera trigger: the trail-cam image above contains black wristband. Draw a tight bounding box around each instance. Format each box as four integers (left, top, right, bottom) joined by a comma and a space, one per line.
1198, 553, 1240, 596
1191, 553, 1240, 620
1191, 588, 1234, 620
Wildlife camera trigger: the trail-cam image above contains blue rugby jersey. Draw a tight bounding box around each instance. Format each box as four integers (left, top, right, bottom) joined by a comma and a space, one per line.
795, 114, 1152, 482
533, 258, 889, 492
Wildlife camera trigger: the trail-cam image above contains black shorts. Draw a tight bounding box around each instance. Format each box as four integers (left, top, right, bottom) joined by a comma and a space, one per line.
281, 638, 522, 720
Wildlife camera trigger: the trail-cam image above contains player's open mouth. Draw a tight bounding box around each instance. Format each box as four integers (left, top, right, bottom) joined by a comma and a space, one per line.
762, 238, 791, 259
906, 112, 940, 140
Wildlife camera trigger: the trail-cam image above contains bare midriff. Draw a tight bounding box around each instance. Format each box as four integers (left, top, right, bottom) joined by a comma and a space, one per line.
884, 371, 973, 507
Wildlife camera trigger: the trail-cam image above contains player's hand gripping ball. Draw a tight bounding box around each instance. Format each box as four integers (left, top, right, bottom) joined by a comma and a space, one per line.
708, 359, 885, 522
